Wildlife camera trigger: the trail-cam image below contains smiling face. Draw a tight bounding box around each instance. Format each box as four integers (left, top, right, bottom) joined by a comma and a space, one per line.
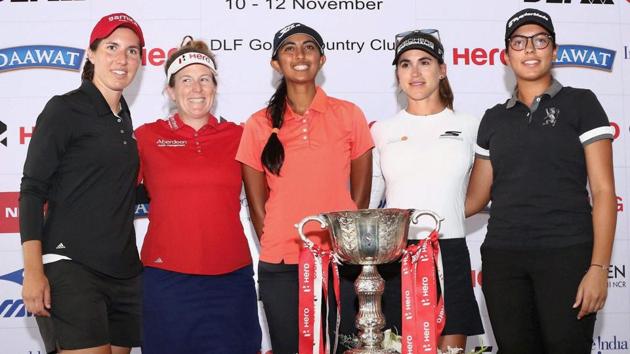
504, 24, 557, 83
88, 27, 141, 98
396, 49, 445, 104
271, 33, 325, 84
167, 64, 216, 123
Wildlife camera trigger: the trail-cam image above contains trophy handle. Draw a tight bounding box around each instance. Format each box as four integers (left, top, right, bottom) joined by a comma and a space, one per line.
410, 209, 444, 234
295, 215, 328, 251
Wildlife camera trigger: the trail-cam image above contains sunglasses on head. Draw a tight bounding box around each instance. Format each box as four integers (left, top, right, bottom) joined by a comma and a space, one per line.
395, 29, 441, 45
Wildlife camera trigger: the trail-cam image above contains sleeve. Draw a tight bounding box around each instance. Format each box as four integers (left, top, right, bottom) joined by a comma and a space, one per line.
133, 125, 150, 204
235, 116, 265, 171
474, 109, 492, 160
19, 96, 72, 243
577, 89, 613, 146
349, 104, 375, 160
134, 124, 147, 185
368, 123, 385, 209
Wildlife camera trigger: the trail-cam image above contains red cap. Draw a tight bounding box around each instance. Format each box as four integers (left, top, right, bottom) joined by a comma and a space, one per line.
89, 13, 144, 47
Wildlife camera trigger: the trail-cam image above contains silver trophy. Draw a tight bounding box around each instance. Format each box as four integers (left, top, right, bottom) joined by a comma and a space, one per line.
297, 208, 442, 354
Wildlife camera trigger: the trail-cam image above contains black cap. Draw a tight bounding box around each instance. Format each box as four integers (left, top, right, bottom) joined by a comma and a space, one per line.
392, 32, 444, 65
271, 23, 325, 59
505, 8, 555, 40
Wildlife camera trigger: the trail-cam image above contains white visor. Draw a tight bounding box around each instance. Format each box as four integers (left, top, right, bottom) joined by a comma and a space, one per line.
166, 52, 217, 82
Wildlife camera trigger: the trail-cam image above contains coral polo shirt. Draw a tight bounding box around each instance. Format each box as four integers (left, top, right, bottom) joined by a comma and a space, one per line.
236, 87, 374, 264
136, 114, 252, 275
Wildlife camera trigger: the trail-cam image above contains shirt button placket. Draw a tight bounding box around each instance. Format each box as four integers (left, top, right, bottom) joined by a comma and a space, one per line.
302, 111, 309, 144
194, 132, 201, 153
116, 116, 126, 145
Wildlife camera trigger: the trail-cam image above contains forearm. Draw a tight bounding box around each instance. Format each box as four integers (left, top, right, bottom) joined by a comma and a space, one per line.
590, 189, 616, 267
465, 159, 492, 218
22, 240, 44, 275
350, 150, 373, 209
247, 205, 266, 239
241, 164, 269, 239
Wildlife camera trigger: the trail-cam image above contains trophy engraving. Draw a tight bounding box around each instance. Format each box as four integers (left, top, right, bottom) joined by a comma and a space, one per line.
297, 209, 442, 354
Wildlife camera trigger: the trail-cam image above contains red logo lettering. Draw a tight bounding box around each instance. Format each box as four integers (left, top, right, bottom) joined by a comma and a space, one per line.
610, 122, 620, 139
20, 126, 34, 145
618, 196, 624, 212
452, 48, 506, 66
141, 48, 178, 66
0, 192, 20, 234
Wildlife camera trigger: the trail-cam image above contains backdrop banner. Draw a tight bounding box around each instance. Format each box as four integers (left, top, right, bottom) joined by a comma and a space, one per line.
0, 1, 628, 353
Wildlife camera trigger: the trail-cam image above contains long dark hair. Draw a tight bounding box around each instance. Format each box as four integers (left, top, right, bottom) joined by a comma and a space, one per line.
261, 78, 288, 175
439, 76, 454, 110
81, 39, 101, 81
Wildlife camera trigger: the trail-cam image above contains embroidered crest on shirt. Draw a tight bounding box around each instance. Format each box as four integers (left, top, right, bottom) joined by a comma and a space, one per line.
439, 130, 463, 140
156, 138, 187, 147
542, 107, 560, 127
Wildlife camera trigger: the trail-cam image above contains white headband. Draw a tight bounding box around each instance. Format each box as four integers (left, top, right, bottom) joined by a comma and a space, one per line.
166, 51, 217, 82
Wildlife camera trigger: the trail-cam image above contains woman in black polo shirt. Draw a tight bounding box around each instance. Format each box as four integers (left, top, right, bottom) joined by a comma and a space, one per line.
466, 8, 616, 354
20, 13, 144, 354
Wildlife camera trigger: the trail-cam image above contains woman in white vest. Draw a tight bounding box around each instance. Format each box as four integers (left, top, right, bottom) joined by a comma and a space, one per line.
369, 29, 484, 352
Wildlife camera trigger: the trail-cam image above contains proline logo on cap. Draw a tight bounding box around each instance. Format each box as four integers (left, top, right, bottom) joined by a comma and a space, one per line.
397, 38, 437, 54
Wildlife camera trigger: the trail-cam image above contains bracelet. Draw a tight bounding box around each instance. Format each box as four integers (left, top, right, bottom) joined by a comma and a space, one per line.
589, 263, 608, 270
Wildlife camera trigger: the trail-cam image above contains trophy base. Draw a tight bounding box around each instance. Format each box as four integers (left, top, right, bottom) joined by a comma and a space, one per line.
344, 349, 399, 354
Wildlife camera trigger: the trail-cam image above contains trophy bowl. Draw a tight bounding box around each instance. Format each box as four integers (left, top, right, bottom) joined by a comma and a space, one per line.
297, 208, 442, 354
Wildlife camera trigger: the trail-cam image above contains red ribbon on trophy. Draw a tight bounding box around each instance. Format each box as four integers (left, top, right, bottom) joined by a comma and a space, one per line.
401, 230, 445, 354
299, 243, 341, 354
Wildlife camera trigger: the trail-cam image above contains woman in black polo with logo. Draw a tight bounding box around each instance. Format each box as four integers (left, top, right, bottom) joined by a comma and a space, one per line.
20, 13, 144, 354
466, 8, 616, 354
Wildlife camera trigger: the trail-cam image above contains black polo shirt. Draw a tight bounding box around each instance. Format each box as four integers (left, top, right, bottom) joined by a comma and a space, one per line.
476, 79, 613, 250
20, 80, 142, 279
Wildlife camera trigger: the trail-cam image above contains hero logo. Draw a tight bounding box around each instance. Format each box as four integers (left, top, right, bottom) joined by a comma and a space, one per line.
618, 196, 624, 213
142, 48, 177, 67
20, 126, 34, 145
0, 120, 6, 146
592, 336, 629, 353
452, 48, 507, 66
0, 269, 31, 318
525, 0, 613, 3
452, 45, 616, 70
0, 46, 84, 73
0, 192, 19, 233
608, 264, 626, 289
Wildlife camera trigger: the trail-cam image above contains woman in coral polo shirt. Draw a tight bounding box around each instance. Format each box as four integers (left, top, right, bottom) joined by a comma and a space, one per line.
135, 37, 261, 353
236, 23, 374, 354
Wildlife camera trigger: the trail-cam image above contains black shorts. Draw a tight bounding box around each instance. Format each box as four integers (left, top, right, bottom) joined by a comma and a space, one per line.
37, 260, 142, 352
437, 238, 484, 336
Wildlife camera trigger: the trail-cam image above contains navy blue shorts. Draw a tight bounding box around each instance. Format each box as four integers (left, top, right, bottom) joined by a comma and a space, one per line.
142, 265, 261, 354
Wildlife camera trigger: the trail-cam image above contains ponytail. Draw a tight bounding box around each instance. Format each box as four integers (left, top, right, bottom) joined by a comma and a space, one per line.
261, 78, 287, 175
81, 39, 101, 82
439, 76, 454, 110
